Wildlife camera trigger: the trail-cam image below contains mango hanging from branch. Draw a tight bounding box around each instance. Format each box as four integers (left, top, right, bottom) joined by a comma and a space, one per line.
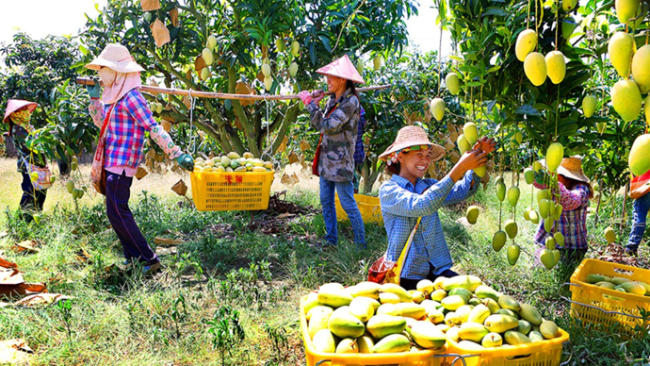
612, 80, 642, 122
524, 52, 547, 86
545, 51, 566, 84
629, 134, 650, 177
446, 73, 460, 95
430, 98, 445, 121
608, 32, 635, 78
582, 95, 597, 118
545, 143, 564, 173
515, 29, 537, 62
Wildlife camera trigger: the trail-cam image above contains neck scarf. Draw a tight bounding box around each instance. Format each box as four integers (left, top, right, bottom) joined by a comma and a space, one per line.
102, 71, 142, 105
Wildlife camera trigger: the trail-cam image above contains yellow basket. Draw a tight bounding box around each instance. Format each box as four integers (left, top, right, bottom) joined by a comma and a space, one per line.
335, 194, 383, 224
567, 258, 650, 331
190, 170, 274, 211
299, 296, 468, 366
444, 330, 569, 366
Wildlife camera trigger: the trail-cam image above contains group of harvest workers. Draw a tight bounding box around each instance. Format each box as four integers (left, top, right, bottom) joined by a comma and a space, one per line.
4, 43, 650, 280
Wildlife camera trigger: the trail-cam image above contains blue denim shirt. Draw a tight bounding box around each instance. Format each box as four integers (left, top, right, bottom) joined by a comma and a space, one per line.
379, 171, 479, 280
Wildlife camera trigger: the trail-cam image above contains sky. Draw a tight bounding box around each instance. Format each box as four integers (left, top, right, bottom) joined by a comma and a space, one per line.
0, 0, 448, 55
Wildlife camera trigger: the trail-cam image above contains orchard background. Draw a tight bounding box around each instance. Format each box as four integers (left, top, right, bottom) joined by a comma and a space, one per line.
0, 0, 649, 364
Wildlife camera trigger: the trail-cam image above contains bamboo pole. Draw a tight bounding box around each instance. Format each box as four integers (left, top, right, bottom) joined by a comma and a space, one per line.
75, 77, 391, 101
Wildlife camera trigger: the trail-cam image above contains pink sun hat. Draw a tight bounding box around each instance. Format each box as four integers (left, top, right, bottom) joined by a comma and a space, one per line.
316, 54, 365, 84
3, 100, 38, 123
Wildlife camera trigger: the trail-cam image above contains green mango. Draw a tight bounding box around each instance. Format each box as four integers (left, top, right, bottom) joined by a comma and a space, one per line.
519, 304, 543, 326
504, 220, 518, 239
544, 217, 555, 233
492, 231, 507, 252
539, 199, 551, 218
517, 320, 532, 335
496, 182, 506, 202
475, 285, 501, 302
545, 237, 556, 250
466, 206, 480, 225
507, 244, 521, 265
498, 295, 521, 312
504, 330, 531, 345
554, 232, 565, 247
529, 210, 540, 224
507, 186, 520, 207
524, 168, 535, 184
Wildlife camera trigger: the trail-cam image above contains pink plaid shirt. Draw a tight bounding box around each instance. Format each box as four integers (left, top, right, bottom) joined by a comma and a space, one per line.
89, 89, 181, 172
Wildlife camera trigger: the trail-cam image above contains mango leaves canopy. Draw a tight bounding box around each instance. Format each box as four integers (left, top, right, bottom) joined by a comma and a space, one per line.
77, 0, 417, 158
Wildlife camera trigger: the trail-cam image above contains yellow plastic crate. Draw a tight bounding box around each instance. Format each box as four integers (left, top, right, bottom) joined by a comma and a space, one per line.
335, 194, 383, 224
568, 259, 650, 330
445, 329, 569, 366
190, 170, 274, 211
299, 296, 466, 366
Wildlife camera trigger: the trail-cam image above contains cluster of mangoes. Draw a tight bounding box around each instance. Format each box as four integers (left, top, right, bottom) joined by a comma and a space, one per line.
303, 275, 563, 356
193, 152, 273, 173
584, 274, 650, 299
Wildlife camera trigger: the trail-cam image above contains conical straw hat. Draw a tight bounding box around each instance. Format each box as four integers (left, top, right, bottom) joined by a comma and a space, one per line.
558, 156, 590, 183
316, 55, 365, 84
379, 126, 445, 162
85, 44, 145, 73
3, 100, 37, 123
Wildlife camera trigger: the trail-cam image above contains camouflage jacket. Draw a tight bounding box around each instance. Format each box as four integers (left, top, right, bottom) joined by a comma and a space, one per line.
307, 88, 359, 182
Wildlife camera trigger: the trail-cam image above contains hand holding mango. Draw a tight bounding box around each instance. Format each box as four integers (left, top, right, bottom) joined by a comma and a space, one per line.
450, 149, 488, 182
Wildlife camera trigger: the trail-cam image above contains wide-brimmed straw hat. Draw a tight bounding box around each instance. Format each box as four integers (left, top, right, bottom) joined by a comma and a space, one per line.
316, 54, 365, 84
3, 100, 38, 123
379, 126, 446, 162
541, 156, 590, 183
85, 44, 145, 73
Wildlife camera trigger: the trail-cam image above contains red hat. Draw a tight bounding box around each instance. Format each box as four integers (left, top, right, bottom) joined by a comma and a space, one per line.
3, 100, 38, 123
316, 55, 365, 84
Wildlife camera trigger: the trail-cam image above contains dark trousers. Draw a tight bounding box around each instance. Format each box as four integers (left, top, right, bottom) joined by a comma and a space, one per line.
106, 171, 158, 265
400, 266, 459, 291
20, 172, 47, 211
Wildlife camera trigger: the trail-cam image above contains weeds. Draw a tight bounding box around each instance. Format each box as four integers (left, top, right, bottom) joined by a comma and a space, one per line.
1, 168, 649, 365
207, 305, 246, 366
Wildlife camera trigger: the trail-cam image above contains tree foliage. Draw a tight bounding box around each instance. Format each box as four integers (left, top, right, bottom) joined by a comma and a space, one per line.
77, 0, 417, 160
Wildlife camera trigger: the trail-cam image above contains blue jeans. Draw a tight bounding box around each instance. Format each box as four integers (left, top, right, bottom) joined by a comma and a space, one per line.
627, 192, 650, 251
320, 177, 366, 248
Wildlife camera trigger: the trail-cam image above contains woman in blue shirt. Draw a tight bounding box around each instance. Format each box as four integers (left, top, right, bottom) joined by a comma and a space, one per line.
379, 126, 494, 290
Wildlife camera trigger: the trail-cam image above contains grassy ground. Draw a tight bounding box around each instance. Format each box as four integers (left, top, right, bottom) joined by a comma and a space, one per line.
1, 157, 649, 365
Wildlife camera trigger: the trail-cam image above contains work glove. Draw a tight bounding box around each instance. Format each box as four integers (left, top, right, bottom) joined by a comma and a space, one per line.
86, 79, 102, 99
298, 90, 313, 106
176, 154, 195, 171
311, 89, 325, 104
534, 169, 548, 185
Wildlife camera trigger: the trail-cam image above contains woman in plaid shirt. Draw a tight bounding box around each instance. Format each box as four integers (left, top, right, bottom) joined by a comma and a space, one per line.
378, 126, 495, 290
85, 44, 194, 275
533, 157, 593, 267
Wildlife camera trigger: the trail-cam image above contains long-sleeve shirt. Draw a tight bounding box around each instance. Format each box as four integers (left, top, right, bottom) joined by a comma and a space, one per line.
532, 181, 590, 249
11, 123, 46, 173
379, 171, 480, 280
88, 89, 181, 177
306, 88, 359, 182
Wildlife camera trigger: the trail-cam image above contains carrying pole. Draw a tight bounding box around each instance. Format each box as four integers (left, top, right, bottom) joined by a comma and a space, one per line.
75, 77, 391, 101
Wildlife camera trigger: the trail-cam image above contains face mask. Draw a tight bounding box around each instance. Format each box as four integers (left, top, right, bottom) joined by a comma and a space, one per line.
99, 67, 117, 87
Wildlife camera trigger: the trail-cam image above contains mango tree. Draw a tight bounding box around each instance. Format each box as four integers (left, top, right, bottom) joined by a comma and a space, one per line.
77, 0, 417, 159
0, 33, 95, 174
